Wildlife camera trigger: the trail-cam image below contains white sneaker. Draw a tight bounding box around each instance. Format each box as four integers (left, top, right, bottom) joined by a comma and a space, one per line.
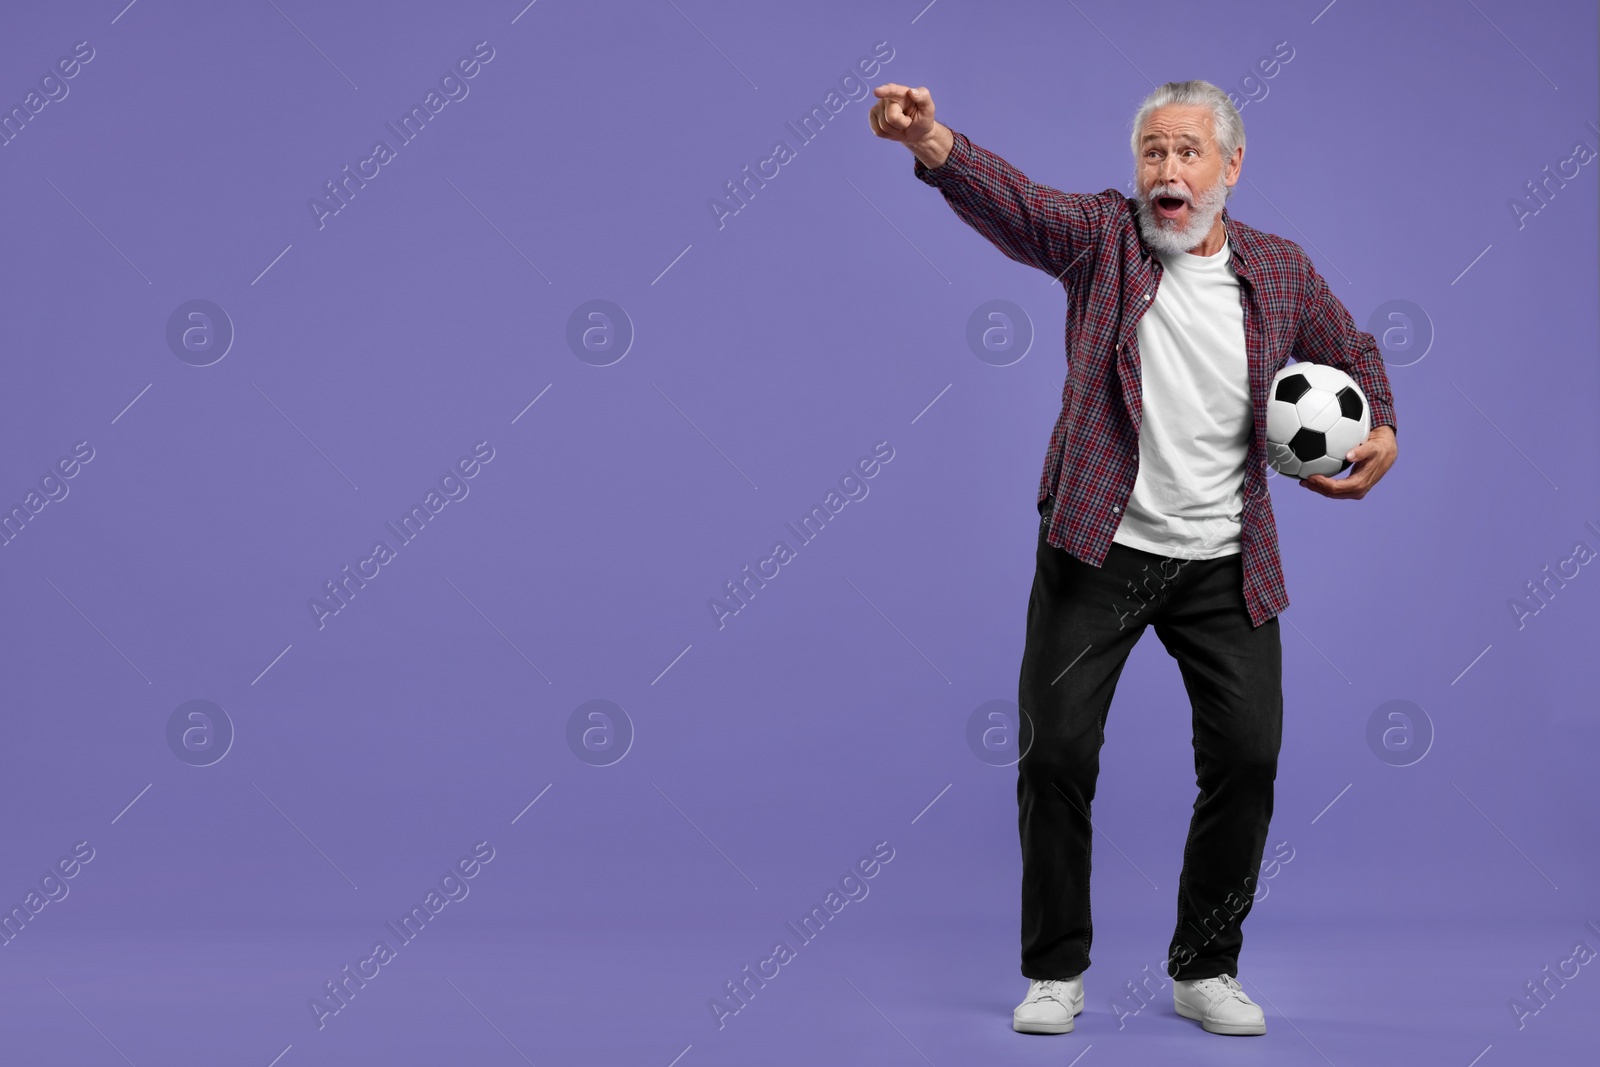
1012, 976, 1084, 1034
1173, 974, 1266, 1035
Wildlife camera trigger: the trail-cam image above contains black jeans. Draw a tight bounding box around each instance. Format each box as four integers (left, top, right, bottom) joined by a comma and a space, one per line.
1018, 497, 1282, 982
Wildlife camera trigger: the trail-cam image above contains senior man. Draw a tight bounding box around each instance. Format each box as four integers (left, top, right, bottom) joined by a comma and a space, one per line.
869, 79, 1397, 1037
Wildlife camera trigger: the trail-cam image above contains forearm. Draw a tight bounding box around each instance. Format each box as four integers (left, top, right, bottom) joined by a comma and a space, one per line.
911, 128, 1104, 279
1345, 348, 1398, 439
1296, 269, 1398, 436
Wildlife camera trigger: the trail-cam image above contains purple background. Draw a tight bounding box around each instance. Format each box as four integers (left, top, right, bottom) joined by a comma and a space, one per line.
2, 1, 1596, 1064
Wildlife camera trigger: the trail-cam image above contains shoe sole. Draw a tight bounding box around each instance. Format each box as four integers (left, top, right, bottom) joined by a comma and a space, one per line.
1174, 1002, 1266, 1036
1012, 1019, 1074, 1034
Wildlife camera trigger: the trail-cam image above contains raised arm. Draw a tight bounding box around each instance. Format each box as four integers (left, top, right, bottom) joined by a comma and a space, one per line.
869, 83, 1108, 281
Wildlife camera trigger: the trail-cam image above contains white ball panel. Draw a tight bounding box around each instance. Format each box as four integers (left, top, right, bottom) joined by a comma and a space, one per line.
1296, 389, 1342, 433
1299, 362, 1355, 393
1299, 453, 1343, 478
1267, 441, 1300, 477
1324, 419, 1367, 460
1267, 399, 1304, 445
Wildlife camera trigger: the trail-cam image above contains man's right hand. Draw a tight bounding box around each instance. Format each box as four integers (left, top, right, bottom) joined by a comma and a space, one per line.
870, 84, 952, 169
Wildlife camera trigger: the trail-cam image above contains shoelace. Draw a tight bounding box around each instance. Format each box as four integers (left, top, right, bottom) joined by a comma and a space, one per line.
1030, 979, 1076, 1007
1197, 974, 1252, 1004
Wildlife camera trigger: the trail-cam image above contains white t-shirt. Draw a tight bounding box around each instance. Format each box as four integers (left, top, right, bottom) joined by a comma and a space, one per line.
1111, 238, 1252, 559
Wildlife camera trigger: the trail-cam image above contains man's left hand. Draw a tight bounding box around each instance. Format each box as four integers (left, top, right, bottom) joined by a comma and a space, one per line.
1300, 425, 1396, 499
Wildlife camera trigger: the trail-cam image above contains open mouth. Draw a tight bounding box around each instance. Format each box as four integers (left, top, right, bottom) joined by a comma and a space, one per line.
1156, 195, 1187, 217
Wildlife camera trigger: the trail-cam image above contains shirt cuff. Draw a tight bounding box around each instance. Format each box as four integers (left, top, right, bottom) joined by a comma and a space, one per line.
913, 129, 974, 186
1368, 395, 1397, 438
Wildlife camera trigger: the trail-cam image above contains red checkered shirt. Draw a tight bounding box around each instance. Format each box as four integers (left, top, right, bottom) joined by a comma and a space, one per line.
915, 130, 1397, 627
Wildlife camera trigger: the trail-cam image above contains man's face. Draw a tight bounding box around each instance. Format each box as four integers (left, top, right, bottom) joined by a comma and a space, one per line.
1133, 104, 1241, 253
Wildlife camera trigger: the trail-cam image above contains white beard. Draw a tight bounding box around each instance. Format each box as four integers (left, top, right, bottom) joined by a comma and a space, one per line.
1134, 173, 1229, 255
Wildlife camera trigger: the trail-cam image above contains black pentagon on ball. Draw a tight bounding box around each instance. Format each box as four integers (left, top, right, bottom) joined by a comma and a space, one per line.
1275, 372, 1311, 404
1289, 427, 1327, 462
1336, 385, 1364, 421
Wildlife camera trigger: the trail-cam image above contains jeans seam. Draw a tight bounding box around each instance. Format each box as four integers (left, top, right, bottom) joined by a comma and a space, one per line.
1081, 803, 1093, 972
1171, 753, 1201, 979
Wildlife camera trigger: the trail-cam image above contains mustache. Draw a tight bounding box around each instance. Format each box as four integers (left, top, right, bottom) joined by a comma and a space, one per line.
1146, 184, 1192, 204
1138, 177, 1227, 217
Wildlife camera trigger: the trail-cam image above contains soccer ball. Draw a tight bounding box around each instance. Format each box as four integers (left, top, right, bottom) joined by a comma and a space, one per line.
1265, 362, 1370, 479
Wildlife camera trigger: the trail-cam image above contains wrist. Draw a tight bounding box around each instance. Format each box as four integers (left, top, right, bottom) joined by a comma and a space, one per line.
909, 124, 954, 170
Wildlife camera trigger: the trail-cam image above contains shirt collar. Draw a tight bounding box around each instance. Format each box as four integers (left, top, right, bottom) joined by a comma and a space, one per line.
1221, 209, 1251, 279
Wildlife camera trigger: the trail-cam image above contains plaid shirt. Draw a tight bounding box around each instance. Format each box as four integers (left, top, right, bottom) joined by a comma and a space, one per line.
915, 130, 1397, 627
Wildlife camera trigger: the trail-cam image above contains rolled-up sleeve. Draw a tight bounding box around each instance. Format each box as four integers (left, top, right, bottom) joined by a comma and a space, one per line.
1291, 261, 1398, 436
914, 130, 1109, 283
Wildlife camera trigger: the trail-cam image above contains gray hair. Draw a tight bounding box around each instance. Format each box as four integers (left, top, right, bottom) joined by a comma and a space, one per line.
1129, 80, 1244, 199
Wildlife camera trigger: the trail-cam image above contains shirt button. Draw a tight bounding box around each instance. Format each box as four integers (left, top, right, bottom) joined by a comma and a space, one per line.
1143, 293, 1151, 301
1112, 505, 1120, 512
